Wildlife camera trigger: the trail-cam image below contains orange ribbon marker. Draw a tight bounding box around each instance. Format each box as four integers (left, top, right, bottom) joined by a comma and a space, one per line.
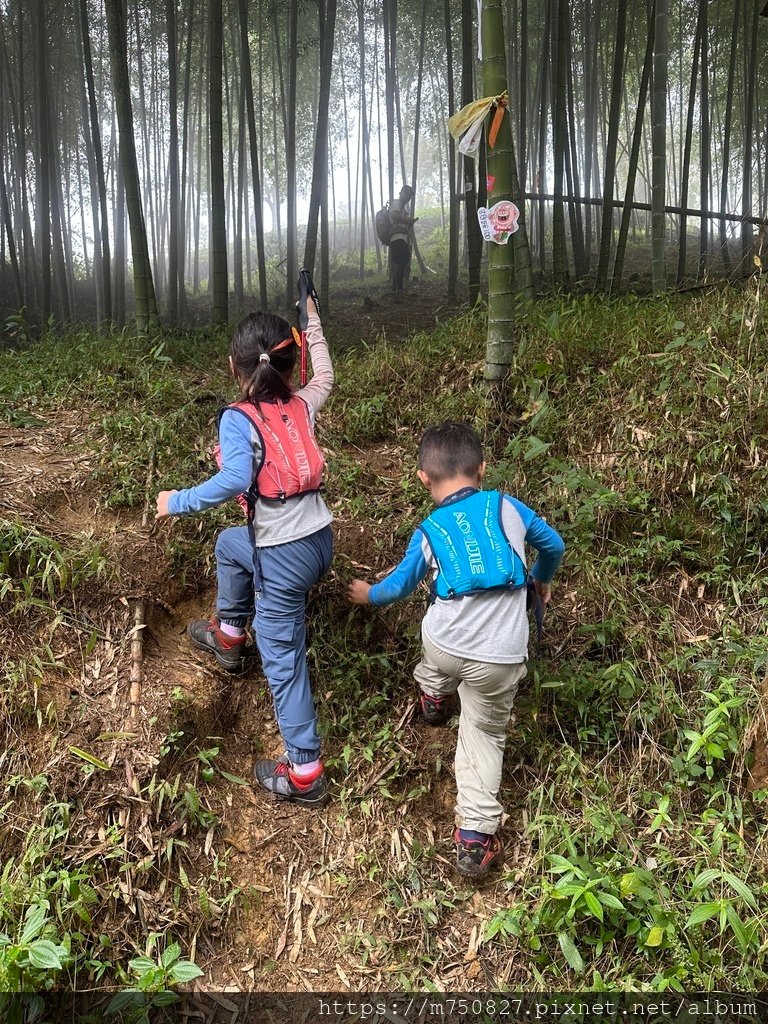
488, 94, 508, 150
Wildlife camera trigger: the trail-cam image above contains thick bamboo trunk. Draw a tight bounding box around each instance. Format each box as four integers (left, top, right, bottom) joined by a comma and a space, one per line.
104, 0, 157, 330
304, 0, 337, 276
651, 0, 667, 293
239, 0, 267, 308
209, 0, 227, 323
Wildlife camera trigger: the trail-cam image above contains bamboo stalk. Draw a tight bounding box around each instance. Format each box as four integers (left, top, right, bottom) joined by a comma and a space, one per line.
127, 452, 155, 723
128, 599, 145, 722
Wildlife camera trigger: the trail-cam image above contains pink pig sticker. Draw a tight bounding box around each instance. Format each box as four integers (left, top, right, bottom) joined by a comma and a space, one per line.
477, 200, 520, 245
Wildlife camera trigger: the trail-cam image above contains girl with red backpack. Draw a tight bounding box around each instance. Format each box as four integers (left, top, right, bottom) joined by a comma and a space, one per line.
156, 293, 333, 807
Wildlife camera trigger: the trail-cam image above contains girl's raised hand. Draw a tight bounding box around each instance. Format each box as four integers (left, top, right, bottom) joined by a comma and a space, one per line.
155, 490, 179, 519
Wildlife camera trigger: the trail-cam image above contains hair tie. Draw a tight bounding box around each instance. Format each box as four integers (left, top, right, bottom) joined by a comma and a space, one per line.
259, 352, 271, 364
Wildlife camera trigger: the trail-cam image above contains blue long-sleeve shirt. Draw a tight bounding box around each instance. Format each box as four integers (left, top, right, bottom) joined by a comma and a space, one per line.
167, 313, 334, 547
369, 492, 564, 664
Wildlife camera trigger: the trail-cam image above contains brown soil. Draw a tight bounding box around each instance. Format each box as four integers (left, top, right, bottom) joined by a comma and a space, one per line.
1, 296, 540, 995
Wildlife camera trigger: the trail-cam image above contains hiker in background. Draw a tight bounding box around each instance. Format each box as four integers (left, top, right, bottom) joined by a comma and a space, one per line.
348, 422, 564, 880
389, 184, 418, 295
155, 280, 333, 809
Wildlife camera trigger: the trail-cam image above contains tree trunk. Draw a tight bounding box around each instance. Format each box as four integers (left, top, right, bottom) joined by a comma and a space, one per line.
239, 0, 267, 307
461, 0, 482, 304
676, 0, 703, 286
209, 0, 227, 322
79, 0, 112, 323
178, 0, 194, 319
719, 0, 739, 275
304, 0, 337, 276
105, 0, 157, 330
612, 0, 654, 292
445, 0, 459, 297
167, 0, 179, 323
650, 0, 667, 293
285, 0, 298, 308
383, 0, 396, 201
34, 0, 52, 322
551, 0, 568, 282
698, 0, 709, 278
595, 0, 628, 290
482, 0, 516, 381
741, 0, 759, 268
0, 68, 23, 307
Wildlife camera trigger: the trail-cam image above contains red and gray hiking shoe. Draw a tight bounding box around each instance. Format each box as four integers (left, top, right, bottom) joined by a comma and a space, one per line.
187, 617, 251, 674
419, 691, 451, 726
253, 755, 329, 807
454, 829, 504, 880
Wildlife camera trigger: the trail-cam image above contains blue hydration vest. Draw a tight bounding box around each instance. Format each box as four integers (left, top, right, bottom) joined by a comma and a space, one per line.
418, 490, 526, 601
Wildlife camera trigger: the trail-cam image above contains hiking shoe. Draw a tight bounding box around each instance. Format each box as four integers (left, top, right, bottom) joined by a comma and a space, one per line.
419, 692, 451, 726
454, 830, 504, 881
253, 756, 329, 807
187, 617, 251, 674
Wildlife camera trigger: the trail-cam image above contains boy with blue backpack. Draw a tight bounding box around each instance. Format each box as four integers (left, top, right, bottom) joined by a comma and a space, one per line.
348, 422, 564, 880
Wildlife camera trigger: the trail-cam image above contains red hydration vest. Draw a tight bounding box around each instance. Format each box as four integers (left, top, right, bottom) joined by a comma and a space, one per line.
224, 396, 325, 509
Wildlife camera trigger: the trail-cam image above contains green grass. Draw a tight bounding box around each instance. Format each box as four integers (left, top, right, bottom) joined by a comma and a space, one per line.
0, 280, 766, 991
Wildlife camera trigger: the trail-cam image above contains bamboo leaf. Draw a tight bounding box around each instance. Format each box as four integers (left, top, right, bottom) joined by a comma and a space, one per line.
557, 931, 584, 973
68, 746, 111, 771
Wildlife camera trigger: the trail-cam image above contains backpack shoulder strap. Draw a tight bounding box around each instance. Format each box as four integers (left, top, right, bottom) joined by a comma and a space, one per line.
222, 401, 267, 501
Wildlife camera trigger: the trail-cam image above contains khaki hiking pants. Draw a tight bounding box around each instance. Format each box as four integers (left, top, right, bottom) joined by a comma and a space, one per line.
415, 630, 527, 835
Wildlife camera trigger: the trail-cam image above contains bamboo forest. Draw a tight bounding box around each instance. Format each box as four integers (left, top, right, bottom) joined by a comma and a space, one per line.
1, 0, 768, 1014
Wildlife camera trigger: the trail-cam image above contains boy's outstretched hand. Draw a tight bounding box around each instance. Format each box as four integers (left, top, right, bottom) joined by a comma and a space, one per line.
156, 490, 178, 519
348, 579, 371, 604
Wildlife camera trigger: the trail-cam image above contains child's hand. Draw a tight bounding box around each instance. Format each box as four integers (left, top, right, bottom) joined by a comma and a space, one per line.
533, 579, 551, 606
348, 579, 371, 604
306, 295, 318, 318
156, 490, 179, 519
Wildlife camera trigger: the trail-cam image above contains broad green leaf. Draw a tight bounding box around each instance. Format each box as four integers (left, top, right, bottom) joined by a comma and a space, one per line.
68, 746, 111, 771
20, 905, 47, 945
162, 942, 181, 968
596, 892, 625, 912
691, 868, 721, 891
169, 961, 204, 983
725, 904, 753, 952
27, 939, 64, 970
721, 872, 758, 911
153, 991, 181, 1007
620, 873, 639, 897
646, 926, 664, 947
106, 990, 143, 1014
524, 436, 553, 462
128, 956, 157, 978
583, 892, 603, 921
557, 931, 584, 974
685, 902, 719, 928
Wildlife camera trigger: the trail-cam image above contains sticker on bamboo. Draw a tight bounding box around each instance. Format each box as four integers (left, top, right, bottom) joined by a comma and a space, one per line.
477, 201, 520, 245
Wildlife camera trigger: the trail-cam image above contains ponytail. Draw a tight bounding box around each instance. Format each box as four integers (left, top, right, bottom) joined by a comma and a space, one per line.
230, 312, 298, 405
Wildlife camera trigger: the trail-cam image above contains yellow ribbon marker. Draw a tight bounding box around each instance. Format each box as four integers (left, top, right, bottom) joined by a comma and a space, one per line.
447, 92, 509, 157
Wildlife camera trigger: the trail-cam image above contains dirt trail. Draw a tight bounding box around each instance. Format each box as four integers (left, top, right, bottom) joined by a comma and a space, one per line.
5, 393, 767, 995
1, 407, 490, 991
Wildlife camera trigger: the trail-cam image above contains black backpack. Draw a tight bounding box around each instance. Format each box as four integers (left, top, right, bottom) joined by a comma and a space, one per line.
375, 203, 392, 246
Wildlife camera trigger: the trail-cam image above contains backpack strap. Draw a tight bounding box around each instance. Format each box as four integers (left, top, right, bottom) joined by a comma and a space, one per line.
219, 403, 267, 520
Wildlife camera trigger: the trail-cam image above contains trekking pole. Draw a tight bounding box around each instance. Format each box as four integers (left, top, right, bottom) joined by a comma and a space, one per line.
296, 269, 321, 388
526, 578, 546, 659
